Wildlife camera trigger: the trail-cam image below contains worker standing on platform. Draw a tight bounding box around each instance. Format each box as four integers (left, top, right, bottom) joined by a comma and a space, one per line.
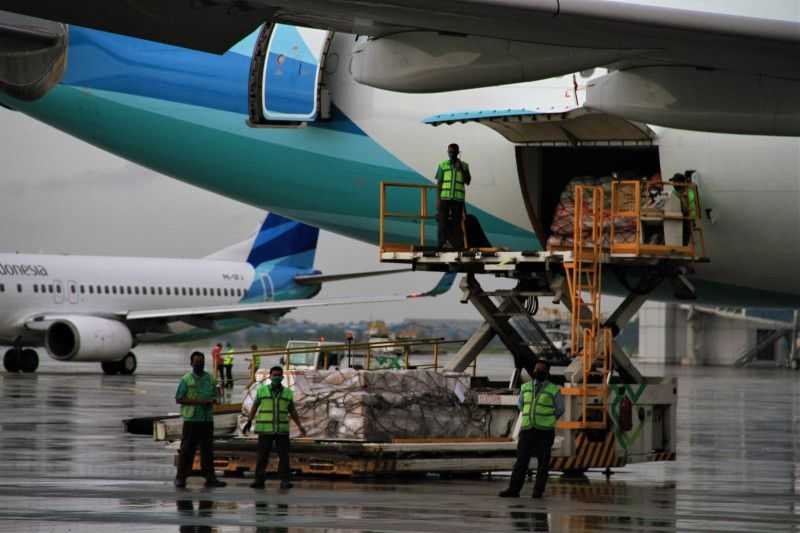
174, 351, 226, 489
436, 143, 471, 250
222, 342, 235, 388
243, 366, 306, 490
500, 359, 564, 499
211, 343, 223, 383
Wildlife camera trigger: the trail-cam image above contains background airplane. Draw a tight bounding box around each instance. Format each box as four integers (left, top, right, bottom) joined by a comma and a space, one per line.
0, 213, 448, 375
0, 2, 799, 307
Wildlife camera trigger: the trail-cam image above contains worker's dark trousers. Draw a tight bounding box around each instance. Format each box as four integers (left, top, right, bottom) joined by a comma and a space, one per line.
217, 364, 225, 384
507, 428, 555, 495
175, 421, 217, 482
223, 365, 233, 387
253, 433, 291, 483
437, 200, 465, 248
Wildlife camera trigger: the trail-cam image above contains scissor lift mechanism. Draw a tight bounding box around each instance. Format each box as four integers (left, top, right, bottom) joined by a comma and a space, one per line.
379, 180, 706, 431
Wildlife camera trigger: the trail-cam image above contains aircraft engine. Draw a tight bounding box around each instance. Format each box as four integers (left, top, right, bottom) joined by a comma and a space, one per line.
0, 11, 68, 101
350, 31, 634, 93
586, 66, 800, 137
45, 316, 133, 362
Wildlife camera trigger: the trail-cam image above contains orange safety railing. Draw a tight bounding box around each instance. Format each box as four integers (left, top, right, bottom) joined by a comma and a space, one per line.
560, 185, 613, 431
610, 180, 706, 258
379, 182, 439, 253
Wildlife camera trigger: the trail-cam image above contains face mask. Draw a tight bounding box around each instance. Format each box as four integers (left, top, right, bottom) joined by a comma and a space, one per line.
271, 376, 283, 386
192, 362, 204, 374
533, 370, 547, 382
448, 152, 458, 161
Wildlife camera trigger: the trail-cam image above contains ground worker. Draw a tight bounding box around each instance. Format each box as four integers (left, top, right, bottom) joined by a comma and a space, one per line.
499, 359, 564, 499
243, 365, 306, 490
222, 342, 235, 388
250, 344, 261, 377
436, 143, 471, 249
211, 342, 223, 382
669, 173, 694, 245
174, 351, 226, 489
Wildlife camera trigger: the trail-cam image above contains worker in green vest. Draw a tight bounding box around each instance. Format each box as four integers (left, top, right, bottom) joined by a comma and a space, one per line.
222, 342, 235, 388
174, 351, 226, 488
243, 365, 306, 490
500, 359, 564, 499
250, 344, 262, 376
436, 143, 472, 250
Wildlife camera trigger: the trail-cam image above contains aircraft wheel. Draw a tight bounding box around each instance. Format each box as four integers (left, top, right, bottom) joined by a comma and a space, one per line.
3, 348, 21, 373
119, 352, 137, 375
20, 349, 39, 373
101, 361, 119, 375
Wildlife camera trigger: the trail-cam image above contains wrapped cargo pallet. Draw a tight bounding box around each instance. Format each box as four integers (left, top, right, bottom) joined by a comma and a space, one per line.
241, 369, 494, 442
546, 175, 644, 250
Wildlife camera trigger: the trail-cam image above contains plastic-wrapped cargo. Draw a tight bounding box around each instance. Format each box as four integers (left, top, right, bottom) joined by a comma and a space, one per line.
547, 175, 641, 250
241, 369, 492, 442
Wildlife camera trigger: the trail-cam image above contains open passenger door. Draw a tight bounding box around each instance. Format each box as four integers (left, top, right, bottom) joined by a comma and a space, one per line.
249, 24, 333, 125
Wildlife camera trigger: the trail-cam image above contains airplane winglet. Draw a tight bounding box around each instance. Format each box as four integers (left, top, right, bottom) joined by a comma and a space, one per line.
407, 273, 457, 298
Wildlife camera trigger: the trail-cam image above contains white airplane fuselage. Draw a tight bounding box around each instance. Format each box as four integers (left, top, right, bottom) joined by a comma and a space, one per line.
0, 26, 797, 306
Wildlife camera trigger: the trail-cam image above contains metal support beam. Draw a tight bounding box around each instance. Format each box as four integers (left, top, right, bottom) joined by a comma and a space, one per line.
449, 274, 538, 377
557, 276, 646, 384
445, 320, 496, 373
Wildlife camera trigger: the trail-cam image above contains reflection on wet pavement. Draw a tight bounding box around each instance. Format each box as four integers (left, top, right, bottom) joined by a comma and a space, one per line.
2, 362, 800, 531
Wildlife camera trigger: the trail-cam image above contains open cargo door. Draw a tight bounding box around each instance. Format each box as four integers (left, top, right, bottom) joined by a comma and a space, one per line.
424, 106, 660, 243
249, 24, 332, 125
424, 107, 655, 146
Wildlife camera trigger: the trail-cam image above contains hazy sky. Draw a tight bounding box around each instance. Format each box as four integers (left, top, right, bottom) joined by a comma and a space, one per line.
0, 109, 520, 323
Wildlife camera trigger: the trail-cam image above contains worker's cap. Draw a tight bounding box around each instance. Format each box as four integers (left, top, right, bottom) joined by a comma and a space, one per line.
670, 173, 687, 182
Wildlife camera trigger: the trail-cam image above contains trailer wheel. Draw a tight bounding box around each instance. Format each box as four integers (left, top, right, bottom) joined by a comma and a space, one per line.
101, 361, 119, 375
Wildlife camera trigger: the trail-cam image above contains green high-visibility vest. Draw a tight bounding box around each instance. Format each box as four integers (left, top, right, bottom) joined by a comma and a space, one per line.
520, 381, 560, 431
439, 159, 469, 202
687, 188, 699, 220
179, 372, 215, 421
255, 385, 293, 434
223, 347, 234, 365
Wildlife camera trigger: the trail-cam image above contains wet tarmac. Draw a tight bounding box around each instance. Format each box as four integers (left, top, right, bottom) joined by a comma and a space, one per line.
2, 352, 800, 532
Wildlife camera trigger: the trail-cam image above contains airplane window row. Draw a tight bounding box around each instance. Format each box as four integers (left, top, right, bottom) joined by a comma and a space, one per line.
7, 283, 246, 297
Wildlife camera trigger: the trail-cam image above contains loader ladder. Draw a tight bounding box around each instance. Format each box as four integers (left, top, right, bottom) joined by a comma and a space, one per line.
562, 185, 613, 430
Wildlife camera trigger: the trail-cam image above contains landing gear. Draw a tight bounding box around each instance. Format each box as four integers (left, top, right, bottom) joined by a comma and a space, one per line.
120, 352, 137, 375
3, 348, 39, 373
101, 352, 138, 375
20, 349, 39, 373
3, 348, 20, 372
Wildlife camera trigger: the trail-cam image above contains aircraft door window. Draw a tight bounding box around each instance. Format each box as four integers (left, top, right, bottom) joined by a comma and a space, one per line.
68, 282, 78, 304
17, 284, 22, 293
89, 286, 94, 294
0, 283, 4, 292
48, 285, 53, 293
33, 285, 38, 293
134, 287, 139, 295
80, 285, 85, 294
181, 288, 187, 296
53, 281, 64, 303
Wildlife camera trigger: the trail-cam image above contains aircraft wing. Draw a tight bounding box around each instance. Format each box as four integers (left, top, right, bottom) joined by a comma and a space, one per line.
5, 1, 800, 79
122, 272, 455, 326
293, 268, 410, 285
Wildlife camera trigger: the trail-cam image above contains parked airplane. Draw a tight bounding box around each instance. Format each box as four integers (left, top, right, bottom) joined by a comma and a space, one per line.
0, 213, 449, 375
0, 3, 799, 306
